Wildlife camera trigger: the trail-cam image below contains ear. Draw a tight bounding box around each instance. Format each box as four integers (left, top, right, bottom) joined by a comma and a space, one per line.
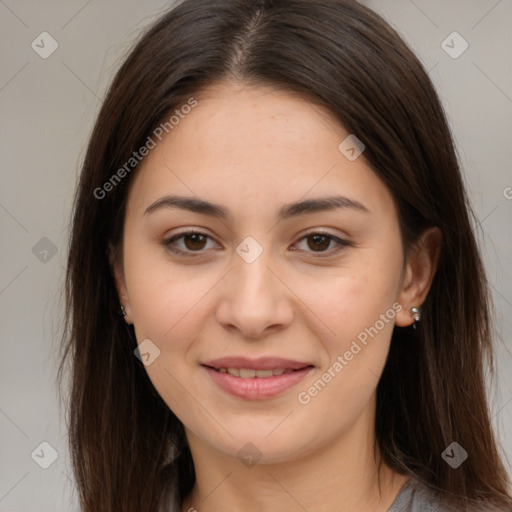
395, 227, 442, 327
108, 242, 133, 325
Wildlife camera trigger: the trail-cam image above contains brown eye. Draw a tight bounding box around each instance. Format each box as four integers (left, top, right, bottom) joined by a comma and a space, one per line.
162, 231, 217, 256
294, 232, 351, 256
181, 233, 208, 251
306, 234, 331, 252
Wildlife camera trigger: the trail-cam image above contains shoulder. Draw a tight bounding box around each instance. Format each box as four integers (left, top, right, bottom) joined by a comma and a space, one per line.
388, 478, 512, 512
387, 478, 448, 512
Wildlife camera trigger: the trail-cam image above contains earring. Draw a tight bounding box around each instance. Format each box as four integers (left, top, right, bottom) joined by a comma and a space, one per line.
120, 305, 127, 317
411, 306, 421, 329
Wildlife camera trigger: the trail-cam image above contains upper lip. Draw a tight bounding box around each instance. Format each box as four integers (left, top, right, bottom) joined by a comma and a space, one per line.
202, 356, 313, 371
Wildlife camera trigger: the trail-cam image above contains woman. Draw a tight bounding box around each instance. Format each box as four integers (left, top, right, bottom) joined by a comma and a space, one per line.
59, 0, 512, 510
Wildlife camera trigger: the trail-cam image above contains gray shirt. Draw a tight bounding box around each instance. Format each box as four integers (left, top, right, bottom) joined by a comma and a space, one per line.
387, 478, 449, 511
162, 474, 511, 511
388, 478, 512, 512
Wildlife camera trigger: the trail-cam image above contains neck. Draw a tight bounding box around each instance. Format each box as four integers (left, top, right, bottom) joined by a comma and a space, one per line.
180, 404, 410, 512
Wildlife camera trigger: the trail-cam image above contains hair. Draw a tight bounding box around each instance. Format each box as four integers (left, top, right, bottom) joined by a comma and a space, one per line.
58, 0, 512, 511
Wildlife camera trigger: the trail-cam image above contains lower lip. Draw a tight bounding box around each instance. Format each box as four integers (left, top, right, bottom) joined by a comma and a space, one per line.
203, 365, 314, 400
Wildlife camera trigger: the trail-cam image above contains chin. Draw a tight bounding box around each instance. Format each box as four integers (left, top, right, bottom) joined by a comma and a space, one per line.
192, 425, 315, 466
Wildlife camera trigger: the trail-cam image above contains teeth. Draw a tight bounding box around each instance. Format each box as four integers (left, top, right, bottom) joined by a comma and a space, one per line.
255, 369, 273, 378
240, 368, 256, 378
218, 367, 296, 378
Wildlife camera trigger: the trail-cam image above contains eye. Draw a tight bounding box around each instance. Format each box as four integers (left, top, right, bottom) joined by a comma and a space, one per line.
293, 231, 352, 257
162, 230, 218, 257
162, 230, 351, 257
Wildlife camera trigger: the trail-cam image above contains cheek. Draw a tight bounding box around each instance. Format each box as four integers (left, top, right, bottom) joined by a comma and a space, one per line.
294, 278, 398, 433
124, 255, 209, 418
301, 254, 401, 348
293, 247, 403, 406
129, 278, 209, 366
123, 235, 202, 334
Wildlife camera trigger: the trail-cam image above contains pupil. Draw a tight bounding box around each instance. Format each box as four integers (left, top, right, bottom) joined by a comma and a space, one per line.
309, 234, 329, 251
185, 234, 206, 250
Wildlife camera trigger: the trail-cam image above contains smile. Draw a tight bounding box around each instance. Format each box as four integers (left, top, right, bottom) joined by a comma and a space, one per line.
214, 367, 298, 378
202, 364, 314, 400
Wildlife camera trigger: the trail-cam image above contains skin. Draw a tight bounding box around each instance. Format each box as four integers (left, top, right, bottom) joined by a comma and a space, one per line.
112, 81, 441, 512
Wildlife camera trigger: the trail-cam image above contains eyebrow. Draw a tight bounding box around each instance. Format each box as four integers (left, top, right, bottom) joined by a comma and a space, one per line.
144, 194, 369, 220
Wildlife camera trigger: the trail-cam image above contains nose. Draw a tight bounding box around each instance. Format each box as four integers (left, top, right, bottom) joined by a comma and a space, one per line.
215, 251, 294, 340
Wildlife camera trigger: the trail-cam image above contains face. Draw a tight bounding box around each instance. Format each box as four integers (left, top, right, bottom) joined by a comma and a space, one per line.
113, 81, 436, 465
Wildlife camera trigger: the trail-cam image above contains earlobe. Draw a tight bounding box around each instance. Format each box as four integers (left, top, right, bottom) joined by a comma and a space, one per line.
395, 304, 422, 328
395, 226, 442, 327
108, 242, 133, 324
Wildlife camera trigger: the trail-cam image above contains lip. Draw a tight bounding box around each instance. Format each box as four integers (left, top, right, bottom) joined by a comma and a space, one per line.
201, 357, 314, 400
202, 356, 312, 371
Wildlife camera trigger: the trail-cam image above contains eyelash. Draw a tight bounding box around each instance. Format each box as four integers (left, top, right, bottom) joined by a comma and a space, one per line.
162, 229, 352, 258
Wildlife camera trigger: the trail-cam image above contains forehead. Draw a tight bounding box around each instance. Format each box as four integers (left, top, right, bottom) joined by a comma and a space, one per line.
124, 81, 396, 223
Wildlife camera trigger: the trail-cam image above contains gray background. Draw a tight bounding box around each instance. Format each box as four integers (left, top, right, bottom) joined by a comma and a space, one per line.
0, 0, 511, 510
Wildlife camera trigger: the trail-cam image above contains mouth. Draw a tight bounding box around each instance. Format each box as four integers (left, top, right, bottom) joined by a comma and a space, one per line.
200, 356, 315, 400
203, 366, 313, 378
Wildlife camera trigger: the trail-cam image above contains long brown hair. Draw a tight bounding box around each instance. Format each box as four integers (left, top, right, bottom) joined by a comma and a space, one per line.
58, 0, 512, 510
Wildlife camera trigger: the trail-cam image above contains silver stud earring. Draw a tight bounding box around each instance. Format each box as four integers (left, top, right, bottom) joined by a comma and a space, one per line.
120, 305, 127, 317
411, 306, 421, 329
